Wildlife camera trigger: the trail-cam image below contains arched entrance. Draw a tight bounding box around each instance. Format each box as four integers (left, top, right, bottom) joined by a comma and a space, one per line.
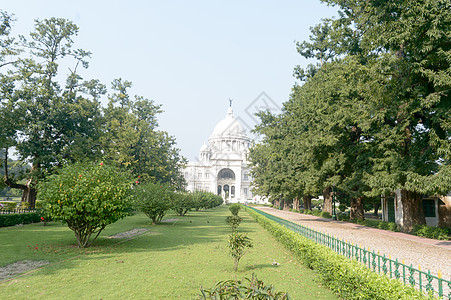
217, 168, 235, 203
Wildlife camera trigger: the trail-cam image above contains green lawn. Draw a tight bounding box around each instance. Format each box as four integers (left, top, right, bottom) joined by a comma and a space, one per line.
0, 206, 336, 299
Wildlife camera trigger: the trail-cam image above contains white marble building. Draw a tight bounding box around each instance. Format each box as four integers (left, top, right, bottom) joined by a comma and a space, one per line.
183, 106, 265, 204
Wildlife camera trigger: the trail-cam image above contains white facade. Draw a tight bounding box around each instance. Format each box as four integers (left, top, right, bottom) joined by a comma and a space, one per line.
183, 106, 266, 204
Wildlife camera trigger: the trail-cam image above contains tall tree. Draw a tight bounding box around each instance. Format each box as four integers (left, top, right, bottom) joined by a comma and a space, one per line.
2, 18, 103, 207
296, 0, 451, 230
101, 78, 187, 189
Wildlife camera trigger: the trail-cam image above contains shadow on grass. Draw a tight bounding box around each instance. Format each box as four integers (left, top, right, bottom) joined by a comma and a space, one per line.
244, 263, 278, 271
0, 206, 259, 281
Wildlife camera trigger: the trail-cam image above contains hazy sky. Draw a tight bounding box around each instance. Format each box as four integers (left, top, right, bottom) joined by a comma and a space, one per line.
2, 1, 338, 161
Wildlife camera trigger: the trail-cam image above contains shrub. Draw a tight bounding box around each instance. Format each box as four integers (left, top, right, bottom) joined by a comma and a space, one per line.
337, 214, 350, 221
338, 203, 347, 212
320, 212, 332, 219
229, 203, 241, 216
191, 191, 223, 210
228, 232, 253, 271
171, 192, 194, 216
413, 225, 450, 240
19, 202, 30, 209
38, 162, 133, 248
0, 201, 18, 210
225, 215, 242, 232
199, 273, 289, 299
0, 212, 42, 227
245, 208, 426, 300
134, 182, 173, 224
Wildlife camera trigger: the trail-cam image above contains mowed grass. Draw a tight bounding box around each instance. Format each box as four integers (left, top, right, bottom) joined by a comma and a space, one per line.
0, 206, 336, 299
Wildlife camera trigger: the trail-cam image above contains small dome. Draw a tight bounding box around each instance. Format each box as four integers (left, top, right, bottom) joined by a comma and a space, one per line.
211, 107, 246, 138
200, 143, 209, 152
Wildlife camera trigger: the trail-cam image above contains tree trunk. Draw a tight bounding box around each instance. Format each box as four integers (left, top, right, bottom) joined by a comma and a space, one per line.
283, 199, 291, 211
3, 149, 37, 208
350, 196, 364, 221
292, 197, 300, 210
373, 202, 380, 217
302, 195, 312, 211
273, 199, 280, 209
400, 189, 425, 232
322, 187, 333, 214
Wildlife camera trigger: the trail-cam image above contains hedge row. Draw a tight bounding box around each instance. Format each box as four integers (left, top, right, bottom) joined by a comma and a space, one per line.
0, 212, 42, 228
245, 208, 427, 300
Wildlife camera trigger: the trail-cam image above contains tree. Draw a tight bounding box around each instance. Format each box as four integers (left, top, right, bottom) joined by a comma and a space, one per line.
133, 182, 173, 224
171, 192, 194, 216
101, 78, 187, 189
315, 0, 451, 230
252, 0, 450, 230
2, 17, 103, 208
228, 232, 253, 271
38, 162, 133, 248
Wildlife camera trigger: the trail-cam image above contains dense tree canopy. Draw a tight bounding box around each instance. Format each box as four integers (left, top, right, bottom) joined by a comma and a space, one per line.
0, 12, 187, 206
250, 0, 450, 231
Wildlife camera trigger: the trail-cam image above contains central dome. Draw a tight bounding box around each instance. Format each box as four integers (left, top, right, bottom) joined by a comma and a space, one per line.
211, 107, 246, 138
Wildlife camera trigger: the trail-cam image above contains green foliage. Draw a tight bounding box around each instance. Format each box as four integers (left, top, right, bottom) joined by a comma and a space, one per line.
351, 218, 400, 233
301, 209, 332, 219
19, 201, 29, 209
246, 208, 426, 300
225, 215, 242, 232
35, 200, 43, 208
249, 0, 451, 231
192, 190, 223, 211
133, 182, 173, 224
101, 79, 187, 189
337, 214, 350, 221
338, 203, 347, 212
38, 162, 133, 248
229, 203, 241, 216
320, 211, 332, 219
0, 201, 17, 210
412, 225, 450, 240
199, 273, 290, 299
0, 212, 42, 227
171, 192, 194, 216
228, 232, 253, 271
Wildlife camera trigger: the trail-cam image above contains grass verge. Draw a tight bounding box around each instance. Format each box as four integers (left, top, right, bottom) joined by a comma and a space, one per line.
246, 207, 428, 300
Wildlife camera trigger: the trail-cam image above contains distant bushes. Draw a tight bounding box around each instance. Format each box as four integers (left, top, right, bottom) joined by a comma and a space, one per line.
0, 212, 42, 227
288, 206, 450, 241
0, 201, 18, 210
134, 182, 173, 224
133, 185, 223, 221
412, 225, 450, 240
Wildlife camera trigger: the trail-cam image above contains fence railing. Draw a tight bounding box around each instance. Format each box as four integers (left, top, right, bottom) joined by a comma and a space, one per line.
0, 209, 40, 214
247, 206, 451, 299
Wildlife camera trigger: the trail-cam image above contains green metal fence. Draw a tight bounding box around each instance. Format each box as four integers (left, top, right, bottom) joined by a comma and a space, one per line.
247, 206, 451, 299
0, 209, 40, 214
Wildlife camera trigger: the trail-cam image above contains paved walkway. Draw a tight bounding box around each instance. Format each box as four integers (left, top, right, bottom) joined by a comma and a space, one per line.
254, 207, 451, 280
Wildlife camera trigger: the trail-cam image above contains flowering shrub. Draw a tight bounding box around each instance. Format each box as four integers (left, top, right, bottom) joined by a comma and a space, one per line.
133, 182, 173, 224
38, 162, 133, 248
